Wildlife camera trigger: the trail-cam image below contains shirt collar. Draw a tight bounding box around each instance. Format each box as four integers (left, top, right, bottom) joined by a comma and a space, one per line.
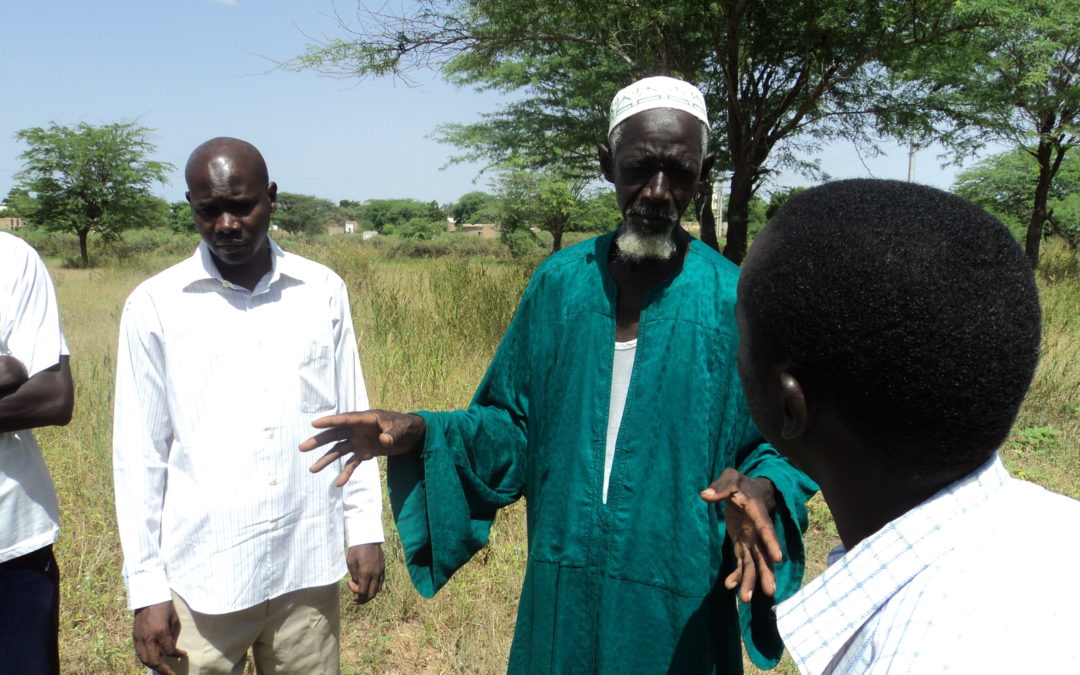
776, 454, 1008, 675
185, 237, 301, 294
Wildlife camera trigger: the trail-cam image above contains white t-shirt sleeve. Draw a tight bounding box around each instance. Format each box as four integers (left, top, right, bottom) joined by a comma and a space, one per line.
1, 235, 67, 376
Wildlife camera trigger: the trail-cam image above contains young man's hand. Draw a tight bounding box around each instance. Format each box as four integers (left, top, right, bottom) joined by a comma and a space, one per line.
132, 601, 186, 675
346, 543, 385, 604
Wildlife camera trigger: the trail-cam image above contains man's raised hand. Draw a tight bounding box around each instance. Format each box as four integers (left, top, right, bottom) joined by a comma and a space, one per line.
299, 410, 426, 487
700, 469, 781, 603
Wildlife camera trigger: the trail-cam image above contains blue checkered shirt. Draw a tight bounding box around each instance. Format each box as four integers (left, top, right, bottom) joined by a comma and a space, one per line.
777, 454, 1080, 674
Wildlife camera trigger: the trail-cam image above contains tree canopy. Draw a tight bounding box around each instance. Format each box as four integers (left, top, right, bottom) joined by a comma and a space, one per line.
452, 190, 499, 224
2, 188, 36, 220
954, 146, 1080, 249
291, 0, 988, 263
493, 169, 620, 254
14, 121, 172, 265
361, 198, 443, 233
166, 200, 195, 233
273, 192, 338, 235
915, 0, 1080, 267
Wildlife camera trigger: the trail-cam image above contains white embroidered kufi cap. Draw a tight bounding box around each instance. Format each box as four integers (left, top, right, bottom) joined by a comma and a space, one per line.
608, 76, 708, 135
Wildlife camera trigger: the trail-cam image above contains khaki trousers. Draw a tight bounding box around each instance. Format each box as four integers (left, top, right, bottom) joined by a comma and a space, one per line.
159, 583, 340, 675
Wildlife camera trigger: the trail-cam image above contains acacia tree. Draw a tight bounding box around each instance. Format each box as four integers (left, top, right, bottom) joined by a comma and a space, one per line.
2, 189, 36, 219
361, 198, 443, 232
14, 122, 172, 265
273, 192, 337, 235
924, 0, 1080, 267
953, 147, 1080, 248
291, 0, 985, 263
452, 190, 498, 224
494, 169, 618, 254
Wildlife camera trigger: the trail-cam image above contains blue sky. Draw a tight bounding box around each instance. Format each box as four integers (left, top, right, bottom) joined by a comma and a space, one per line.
1, 0, 1000, 208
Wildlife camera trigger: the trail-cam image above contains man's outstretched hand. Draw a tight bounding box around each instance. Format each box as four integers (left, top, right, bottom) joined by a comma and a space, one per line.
700, 469, 781, 603
299, 410, 426, 487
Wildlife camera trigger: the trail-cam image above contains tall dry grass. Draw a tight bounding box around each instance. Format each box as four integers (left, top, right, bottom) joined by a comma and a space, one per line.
24, 232, 1079, 673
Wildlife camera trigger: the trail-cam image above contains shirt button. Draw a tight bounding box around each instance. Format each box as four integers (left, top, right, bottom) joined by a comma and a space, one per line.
270, 478, 279, 486
271, 521, 279, 531
266, 429, 275, 439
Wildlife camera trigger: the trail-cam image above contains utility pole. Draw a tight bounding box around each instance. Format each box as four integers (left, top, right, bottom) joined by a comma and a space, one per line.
713, 177, 726, 238
908, 139, 917, 182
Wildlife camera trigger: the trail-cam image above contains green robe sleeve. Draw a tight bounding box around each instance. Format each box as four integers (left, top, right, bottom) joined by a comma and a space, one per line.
731, 410, 819, 668
387, 280, 536, 598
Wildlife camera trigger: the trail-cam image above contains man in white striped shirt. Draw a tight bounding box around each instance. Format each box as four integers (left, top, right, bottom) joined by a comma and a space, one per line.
113, 138, 384, 675
735, 179, 1080, 673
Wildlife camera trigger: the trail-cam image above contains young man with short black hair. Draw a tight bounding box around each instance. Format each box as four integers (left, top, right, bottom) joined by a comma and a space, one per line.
736, 178, 1080, 673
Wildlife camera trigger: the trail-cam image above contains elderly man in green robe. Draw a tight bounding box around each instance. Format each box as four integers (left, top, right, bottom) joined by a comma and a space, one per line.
302, 76, 817, 673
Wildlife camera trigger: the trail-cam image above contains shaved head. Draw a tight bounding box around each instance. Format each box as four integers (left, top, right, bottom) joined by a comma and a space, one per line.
185, 137, 269, 190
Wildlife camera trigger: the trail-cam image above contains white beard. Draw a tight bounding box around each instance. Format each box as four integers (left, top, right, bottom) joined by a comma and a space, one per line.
615, 227, 676, 262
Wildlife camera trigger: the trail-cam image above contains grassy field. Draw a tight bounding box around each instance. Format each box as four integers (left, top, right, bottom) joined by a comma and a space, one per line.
23, 231, 1079, 673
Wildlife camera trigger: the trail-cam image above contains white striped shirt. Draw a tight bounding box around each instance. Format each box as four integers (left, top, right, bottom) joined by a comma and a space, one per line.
0, 232, 69, 562
777, 454, 1080, 673
113, 239, 383, 614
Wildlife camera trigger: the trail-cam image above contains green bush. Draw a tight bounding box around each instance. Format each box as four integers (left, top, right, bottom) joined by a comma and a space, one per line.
13, 227, 199, 265
501, 228, 542, 259
368, 233, 511, 260
1049, 193, 1080, 249
382, 218, 447, 240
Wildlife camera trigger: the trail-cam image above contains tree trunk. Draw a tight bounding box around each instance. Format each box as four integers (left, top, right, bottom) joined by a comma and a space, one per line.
696, 180, 719, 251
1027, 141, 1055, 269
551, 226, 563, 253
721, 171, 754, 265
78, 227, 90, 267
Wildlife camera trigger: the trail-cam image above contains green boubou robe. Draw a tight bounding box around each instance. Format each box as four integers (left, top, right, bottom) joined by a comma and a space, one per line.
389, 231, 817, 673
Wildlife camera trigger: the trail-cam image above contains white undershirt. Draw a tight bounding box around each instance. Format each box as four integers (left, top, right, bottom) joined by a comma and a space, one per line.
603, 339, 637, 503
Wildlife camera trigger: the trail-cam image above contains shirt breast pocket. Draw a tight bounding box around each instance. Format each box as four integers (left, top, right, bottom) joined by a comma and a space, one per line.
299, 342, 336, 413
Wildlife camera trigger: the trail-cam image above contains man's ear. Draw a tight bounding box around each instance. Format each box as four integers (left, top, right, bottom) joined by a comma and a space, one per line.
598, 143, 615, 184
699, 152, 716, 183
185, 191, 192, 205
267, 181, 278, 212
779, 372, 809, 440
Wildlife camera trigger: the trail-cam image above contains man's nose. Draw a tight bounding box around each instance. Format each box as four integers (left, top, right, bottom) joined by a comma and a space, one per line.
644, 170, 672, 202
215, 211, 240, 232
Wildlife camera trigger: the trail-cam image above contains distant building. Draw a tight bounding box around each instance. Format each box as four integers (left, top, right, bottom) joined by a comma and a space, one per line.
455, 223, 500, 238
327, 220, 360, 236
0, 217, 25, 231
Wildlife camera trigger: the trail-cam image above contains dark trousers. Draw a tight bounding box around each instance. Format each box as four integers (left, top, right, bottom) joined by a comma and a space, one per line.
0, 544, 60, 675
